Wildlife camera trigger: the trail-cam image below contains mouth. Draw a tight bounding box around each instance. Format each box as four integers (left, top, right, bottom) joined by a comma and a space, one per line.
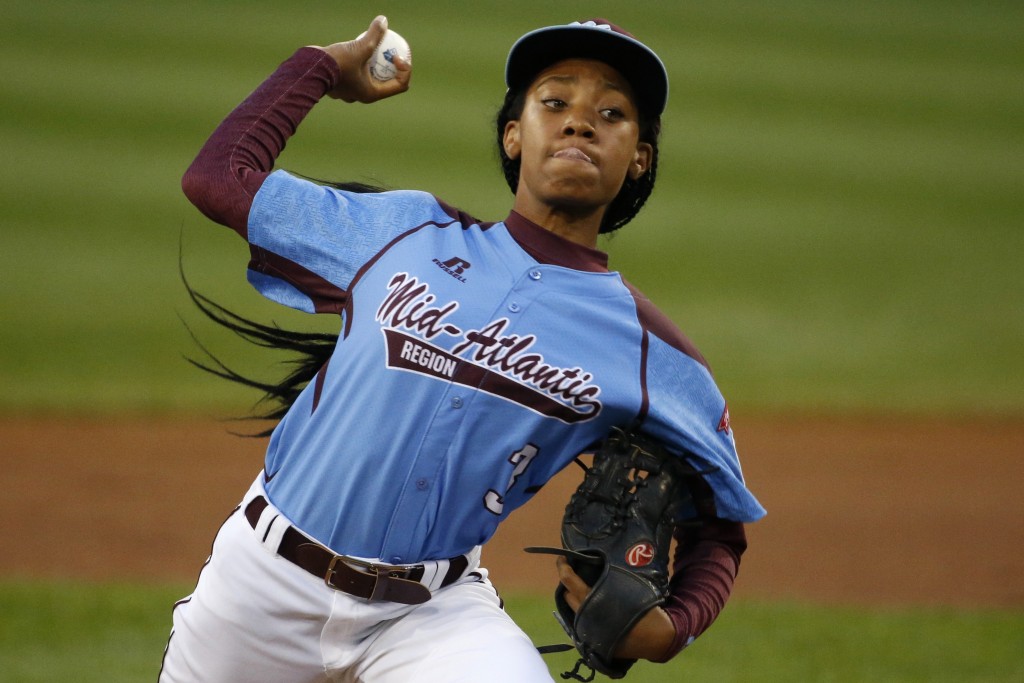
552, 147, 594, 164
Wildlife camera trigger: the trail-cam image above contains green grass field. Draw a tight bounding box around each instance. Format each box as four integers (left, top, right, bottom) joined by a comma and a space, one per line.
1, 582, 1021, 683
1, 1, 1022, 680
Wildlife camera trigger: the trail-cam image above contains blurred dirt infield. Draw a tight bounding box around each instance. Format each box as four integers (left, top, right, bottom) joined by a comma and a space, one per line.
2, 415, 1022, 608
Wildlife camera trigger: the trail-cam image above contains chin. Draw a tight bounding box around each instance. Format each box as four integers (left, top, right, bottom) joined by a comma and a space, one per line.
542, 184, 612, 209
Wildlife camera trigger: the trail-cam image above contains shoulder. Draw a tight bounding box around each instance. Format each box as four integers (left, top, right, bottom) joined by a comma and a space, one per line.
620, 277, 711, 374
263, 172, 493, 227
254, 172, 493, 232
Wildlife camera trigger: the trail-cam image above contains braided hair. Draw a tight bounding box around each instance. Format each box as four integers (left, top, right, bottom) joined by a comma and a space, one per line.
495, 84, 661, 234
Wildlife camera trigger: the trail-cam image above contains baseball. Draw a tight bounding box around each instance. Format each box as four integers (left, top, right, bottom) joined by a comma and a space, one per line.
368, 29, 411, 81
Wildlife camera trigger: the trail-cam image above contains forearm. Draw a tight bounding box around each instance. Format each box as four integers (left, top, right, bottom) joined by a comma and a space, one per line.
180, 47, 341, 235
658, 519, 747, 660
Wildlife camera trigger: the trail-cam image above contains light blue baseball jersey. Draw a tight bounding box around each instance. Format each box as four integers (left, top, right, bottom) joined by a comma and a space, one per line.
246, 169, 765, 564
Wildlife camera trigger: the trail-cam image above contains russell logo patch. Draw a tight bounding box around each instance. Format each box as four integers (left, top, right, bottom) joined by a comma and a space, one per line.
433, 256, 471, 283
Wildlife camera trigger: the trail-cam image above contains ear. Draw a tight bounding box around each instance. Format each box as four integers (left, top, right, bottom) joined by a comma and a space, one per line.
503, 120, 522, 160
629, 142, 654, 180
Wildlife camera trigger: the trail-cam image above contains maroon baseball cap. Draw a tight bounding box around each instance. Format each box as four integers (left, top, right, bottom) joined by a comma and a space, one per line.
504, 19, 669, 116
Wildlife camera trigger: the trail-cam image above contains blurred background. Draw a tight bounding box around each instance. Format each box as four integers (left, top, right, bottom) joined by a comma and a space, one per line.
1, 0, 1021, 680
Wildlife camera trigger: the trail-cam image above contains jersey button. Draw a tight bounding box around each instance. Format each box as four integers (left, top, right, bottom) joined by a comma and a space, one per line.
451, 396, 463, 408
529, 270, 542, 281
508, 302, 521, 313
416, 478, 429, 490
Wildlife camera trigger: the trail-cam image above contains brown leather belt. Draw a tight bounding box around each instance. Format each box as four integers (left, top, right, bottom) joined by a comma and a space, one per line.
244, 496, 468, 605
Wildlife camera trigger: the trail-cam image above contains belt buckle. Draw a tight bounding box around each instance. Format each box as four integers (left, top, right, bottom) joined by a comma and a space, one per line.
340, 556, 412, 578
324, 555, 415, 600
324, 555, 344, 590
324, 555, 381, 588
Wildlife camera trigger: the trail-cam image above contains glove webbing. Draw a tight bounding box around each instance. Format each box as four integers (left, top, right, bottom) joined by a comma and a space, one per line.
535, 642, 597, 682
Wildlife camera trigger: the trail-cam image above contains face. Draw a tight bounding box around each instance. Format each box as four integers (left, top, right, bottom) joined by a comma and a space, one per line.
503, 59, 653, 222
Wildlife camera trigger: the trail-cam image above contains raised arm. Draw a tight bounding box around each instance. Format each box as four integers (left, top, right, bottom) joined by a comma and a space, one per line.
180, 16, 411, 235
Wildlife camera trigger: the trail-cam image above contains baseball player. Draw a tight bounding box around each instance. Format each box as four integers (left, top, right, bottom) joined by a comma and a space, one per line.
161, 15, 765, 682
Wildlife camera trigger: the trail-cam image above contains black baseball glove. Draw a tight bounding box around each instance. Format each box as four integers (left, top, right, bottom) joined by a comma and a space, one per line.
527, 428, 704, 681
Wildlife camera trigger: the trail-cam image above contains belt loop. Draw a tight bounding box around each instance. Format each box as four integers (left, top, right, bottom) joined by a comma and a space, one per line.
262, 514, 288, 554
419, 559, 444, 591
368, 567, 391, 602
442, 555, 468, 586
249, 497, 288, 555
253, 510, 275, 542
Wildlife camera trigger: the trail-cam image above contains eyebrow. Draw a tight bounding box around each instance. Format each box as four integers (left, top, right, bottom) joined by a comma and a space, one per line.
534, 73, 628, 94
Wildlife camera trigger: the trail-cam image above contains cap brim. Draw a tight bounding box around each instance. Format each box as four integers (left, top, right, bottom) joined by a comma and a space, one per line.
505, 24, 668, 116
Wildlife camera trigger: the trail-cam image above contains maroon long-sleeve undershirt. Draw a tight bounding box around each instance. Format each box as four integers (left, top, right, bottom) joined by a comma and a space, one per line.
660, 519, 747, 659
181, 47, 342, 236
181, 46, 748, 662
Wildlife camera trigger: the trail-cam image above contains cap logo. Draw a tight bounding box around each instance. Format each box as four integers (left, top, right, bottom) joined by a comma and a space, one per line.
570, 21, 613, 31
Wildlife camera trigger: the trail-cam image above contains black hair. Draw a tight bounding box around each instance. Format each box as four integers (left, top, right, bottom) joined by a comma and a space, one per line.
495, 80, 661, 234
180, 271, 338, 437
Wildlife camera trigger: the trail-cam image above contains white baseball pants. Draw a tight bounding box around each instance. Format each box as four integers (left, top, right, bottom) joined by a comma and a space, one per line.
159, 478, 553, 682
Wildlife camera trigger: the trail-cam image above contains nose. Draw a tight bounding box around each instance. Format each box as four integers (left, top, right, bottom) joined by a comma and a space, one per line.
562, 108, 595, 139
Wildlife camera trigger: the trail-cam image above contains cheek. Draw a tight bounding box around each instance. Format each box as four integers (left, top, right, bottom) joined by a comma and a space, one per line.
516, 131, 548, 174
514, 116, 539, 153
612, 135, 644, 181
606, 147, 636, 182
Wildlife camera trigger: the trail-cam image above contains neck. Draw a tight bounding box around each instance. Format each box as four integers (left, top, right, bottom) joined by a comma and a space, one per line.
511, 200, 604, 248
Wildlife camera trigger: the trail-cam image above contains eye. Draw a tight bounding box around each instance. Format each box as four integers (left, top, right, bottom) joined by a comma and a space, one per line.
542, 98, 567, 110
601, 107, 626, 122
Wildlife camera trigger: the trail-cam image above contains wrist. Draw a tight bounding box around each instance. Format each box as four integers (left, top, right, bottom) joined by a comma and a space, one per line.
644, 607, 679, 662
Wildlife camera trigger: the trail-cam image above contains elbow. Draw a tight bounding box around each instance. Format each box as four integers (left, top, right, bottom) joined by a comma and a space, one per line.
179, 146, 258, 233
181, 159, 214, 212
180, 158, 240, 229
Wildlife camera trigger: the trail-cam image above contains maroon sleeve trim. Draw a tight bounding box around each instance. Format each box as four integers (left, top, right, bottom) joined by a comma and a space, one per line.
341, 216, 462, 338
637, 327, 651, 423
434, 196, 495, 230
311, 358, 330, 414
248, 245, 347, 314
621, 278, 711, 373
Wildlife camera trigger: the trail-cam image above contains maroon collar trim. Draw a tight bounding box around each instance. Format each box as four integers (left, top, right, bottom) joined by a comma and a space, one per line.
503, 211, 610, 273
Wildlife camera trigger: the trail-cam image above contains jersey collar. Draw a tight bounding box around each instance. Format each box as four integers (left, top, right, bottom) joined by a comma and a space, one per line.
504, 211, 610, 273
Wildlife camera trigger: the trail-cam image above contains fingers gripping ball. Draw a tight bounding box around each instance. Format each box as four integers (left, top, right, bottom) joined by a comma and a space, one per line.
527, 428, 708, 680
367, 29, 411, 81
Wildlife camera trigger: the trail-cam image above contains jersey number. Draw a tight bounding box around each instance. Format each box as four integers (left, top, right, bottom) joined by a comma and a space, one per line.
484, 444, 539, 515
